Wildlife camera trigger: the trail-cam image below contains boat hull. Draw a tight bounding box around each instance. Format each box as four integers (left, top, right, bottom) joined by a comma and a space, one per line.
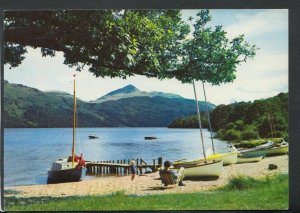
238, 145, 288, 157
265, 146, 288, 156
238, 141, 273, 153
237, 155, 264, 164
174, 160, 223, 177
48, 167, 87, 184
207, 152, 237, 165
238, 150, 267, 158
174, 152, 237, 166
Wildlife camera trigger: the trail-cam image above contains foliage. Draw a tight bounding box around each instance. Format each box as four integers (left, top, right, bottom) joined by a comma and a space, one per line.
4, 10, 256, 84
173, 11, 257, 84
240, 125, 260, 140
222, 129, 241, 141
169, 92, 288, 142
226, 175, 259, 190
167, 113, 212, 128
210, 104, 233, 130
5, 174, 288, 211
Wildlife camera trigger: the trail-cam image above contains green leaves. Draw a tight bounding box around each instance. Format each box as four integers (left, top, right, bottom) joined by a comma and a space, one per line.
174, 11, 257, 84
4, 10, 257, 85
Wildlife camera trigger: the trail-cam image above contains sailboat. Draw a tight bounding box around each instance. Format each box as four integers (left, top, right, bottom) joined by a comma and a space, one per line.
173, 81, 223, 178
200, 82, 237, 165
174, 81, 237, 170
47, 75, 87, 183
264, 106, 288, 156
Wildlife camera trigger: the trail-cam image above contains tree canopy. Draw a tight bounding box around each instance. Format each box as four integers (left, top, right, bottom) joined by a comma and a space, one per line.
4, 10, 257, 84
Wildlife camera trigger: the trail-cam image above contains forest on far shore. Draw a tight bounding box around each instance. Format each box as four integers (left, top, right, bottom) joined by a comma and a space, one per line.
168, 92, 288, 142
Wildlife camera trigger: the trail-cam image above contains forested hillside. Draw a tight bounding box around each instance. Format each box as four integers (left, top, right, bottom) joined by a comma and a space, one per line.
168, 92, 288, 141
3, 81, 215, 128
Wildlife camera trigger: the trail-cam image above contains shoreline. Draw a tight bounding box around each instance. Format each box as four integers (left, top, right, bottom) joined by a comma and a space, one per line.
4, 155, 288, 198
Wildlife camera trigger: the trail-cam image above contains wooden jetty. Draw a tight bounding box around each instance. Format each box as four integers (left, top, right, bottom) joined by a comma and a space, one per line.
86, 157, 163, 176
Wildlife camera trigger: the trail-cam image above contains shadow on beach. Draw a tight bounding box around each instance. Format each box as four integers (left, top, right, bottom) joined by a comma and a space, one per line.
184, 176, 220, 181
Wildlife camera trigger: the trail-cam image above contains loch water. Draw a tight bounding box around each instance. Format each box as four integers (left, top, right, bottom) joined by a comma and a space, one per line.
4, 128, 230, 186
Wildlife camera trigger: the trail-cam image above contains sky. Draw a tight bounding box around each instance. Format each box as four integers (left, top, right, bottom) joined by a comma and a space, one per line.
4, 9, 288, 105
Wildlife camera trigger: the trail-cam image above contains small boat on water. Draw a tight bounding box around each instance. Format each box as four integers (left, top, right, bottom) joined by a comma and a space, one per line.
237, 154, 264, 164
47, 75, 87, 184
144, 136, 157, 140
89, 134, 99, 139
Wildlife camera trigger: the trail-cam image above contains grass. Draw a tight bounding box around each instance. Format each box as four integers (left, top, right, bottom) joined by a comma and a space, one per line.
4, 174, 288, 211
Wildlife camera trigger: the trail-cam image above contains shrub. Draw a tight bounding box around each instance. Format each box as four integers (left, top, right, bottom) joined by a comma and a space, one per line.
223, 129, 241, 141
234, 120, 245, 131
216, 129, 225, 138
241, 126, 259, 140
227, 175, 257, 190
225, 122, 236, 130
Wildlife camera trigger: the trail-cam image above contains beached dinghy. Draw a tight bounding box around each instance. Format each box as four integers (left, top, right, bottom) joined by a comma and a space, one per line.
237, 141, 273, 157
207, 152, 237, 165
174, 151, 237, 167
265, 141, 288, 156
174, 160, 223, 177
176, 80, 237, 167
48, 75, 87, 183
236, 154, 264, 164
172, 81, 223, 178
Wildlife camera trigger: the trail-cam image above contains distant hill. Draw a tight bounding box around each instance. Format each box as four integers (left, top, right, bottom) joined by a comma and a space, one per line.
92, 84, 183, 103
3, 81, 216, 128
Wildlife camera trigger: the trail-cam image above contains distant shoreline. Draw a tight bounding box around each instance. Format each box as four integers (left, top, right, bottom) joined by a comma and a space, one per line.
4, 155, 288, 198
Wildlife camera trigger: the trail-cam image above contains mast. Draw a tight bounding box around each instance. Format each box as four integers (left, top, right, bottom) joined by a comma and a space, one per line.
201, 81, 215, 154
188, 16, 206, 162
192, 80, 207, 162
72, 74, 77, 168
268, 105, 276, 142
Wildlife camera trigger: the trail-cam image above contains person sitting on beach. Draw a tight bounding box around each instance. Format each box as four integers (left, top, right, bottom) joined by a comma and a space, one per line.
159, 161, 185, 186
130, 160, 137, 181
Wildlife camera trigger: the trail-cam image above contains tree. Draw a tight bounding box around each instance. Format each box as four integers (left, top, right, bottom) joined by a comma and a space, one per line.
4, 10, 257, 85
210, 104, 233, 130
172, 10, 257, 84
4, 10, 190, 78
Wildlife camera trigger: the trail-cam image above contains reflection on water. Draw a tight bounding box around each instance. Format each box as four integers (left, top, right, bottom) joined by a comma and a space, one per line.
4, 127, 230, 186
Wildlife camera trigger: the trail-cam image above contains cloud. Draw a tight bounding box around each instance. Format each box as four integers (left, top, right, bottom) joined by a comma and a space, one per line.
224, 9, 288, 39
4, 10, 288, 106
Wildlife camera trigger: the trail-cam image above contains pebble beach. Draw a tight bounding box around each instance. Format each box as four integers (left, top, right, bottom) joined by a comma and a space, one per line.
4, 155, 288, 198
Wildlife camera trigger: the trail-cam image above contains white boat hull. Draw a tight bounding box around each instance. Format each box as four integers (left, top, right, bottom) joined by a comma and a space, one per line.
174, 152, 237, 166
207, 152, 237, 165
174, 160, 223, 177
237, 155, 263, 164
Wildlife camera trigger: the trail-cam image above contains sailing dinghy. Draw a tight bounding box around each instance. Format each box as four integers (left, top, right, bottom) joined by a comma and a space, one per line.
48, 75, 87, 183
173, 81, 223, 178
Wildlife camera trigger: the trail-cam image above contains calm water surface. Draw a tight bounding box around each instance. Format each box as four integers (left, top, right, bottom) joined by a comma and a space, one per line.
4, 128, 230, 186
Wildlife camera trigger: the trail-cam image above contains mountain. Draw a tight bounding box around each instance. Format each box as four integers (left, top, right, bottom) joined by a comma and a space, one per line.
92, 84, 182, 103
3, 81, 216, 128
